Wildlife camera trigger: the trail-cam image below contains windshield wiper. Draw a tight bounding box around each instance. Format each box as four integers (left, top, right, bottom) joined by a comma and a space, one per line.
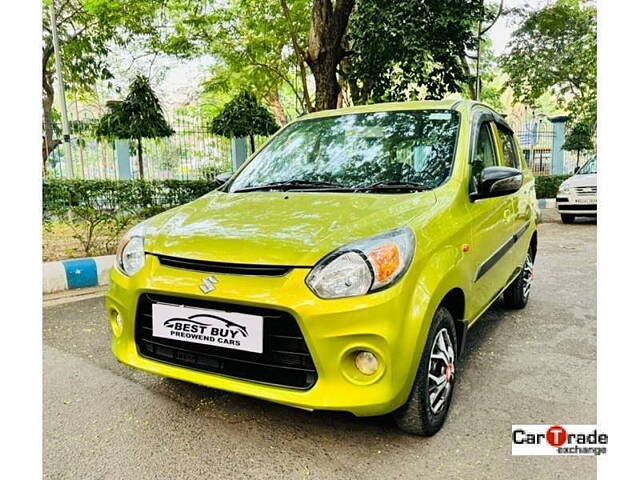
354, 181, 430, 192
233, 179, 346, 193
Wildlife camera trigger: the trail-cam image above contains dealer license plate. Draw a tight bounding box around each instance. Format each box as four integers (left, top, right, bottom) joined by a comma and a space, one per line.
152, 303, 264, 353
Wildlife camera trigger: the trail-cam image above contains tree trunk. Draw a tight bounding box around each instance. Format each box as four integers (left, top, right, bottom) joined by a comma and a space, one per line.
305, 0, 356, 111
249, 135, 256, 154
309, 60, 342, 110
460, 54, 477, 100
268, 92, 288, 127
137, 137, 144, 179
42, 66, 60, 171
280, 0, 314, 112
74, 93, 86, 178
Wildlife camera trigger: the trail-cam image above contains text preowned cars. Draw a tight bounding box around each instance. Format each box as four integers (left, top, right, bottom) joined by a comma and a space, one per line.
106, 100, 538, 436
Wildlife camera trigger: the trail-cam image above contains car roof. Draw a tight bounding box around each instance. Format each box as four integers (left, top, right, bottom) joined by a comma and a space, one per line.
295, 99, 497, 122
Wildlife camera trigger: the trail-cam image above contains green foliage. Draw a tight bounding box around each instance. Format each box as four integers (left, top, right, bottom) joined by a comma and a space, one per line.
95, 76, 174, 141
44, 178, 218, 255
347, 0, 483, 103
200, 165, 225, 181
563, 121, 594, 154
43, 0, 162, 93
43, 179, 218, 220
534, 174, 572, 199
500, 0, 596, 128
162, 0, 309, 118
210, 91, 279, 139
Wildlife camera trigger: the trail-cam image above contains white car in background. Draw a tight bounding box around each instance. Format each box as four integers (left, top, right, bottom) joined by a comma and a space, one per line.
555, 157, 597, 224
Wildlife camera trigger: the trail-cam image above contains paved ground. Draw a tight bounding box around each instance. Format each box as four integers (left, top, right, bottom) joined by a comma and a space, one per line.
43, 211, 597, 480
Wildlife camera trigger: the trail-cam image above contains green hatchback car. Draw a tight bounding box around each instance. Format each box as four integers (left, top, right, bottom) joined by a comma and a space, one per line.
108, 99, 537, 436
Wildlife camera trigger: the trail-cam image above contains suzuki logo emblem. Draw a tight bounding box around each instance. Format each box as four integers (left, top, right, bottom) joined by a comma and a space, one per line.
200, 275, 218, 294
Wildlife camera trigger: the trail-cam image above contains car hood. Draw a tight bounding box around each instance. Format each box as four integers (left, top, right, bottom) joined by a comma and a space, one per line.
562, 173, 597, 188
144, 190, 436, 266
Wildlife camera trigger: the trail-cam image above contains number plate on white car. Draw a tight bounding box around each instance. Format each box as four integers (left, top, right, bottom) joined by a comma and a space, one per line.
575, 197, 596, 204
152, 303, 264, 353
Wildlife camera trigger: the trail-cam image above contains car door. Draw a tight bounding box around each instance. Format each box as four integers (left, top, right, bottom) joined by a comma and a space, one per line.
495, 124, 531, 267
466, 119, 517, 322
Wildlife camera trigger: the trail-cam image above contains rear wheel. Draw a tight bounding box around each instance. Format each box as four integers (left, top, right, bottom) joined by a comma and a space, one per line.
503, 247, 534, 309
394, 307, 457, 436
561, 214, 575, 224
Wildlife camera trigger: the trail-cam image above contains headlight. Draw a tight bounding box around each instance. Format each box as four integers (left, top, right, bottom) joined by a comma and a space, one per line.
558, 183, 570, 194
115, 223, 146, 276
306, 227, 415, 299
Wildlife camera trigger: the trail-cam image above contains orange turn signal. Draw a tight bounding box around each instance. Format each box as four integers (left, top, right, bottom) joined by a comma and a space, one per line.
369, 243, 400, 283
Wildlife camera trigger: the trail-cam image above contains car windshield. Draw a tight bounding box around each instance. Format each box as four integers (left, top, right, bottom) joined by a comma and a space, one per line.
578, 157, 597, 174
227, 110, 460, 193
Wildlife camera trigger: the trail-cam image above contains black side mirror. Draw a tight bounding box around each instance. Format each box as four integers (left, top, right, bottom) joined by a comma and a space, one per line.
214, 172, 232, 186
471, 166, 522, 201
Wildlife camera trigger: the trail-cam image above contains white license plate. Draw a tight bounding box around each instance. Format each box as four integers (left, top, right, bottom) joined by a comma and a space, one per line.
575, 197, 596, 204
152, 303, 264, 353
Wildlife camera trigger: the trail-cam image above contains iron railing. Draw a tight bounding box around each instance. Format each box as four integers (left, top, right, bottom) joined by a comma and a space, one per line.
45, 116, 582, 179
45, 117, 268, 180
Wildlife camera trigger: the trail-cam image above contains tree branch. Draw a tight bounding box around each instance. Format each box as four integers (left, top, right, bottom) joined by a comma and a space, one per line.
279, 0, 313, 112
480, 0, 504, 36
329, 0, 356, 47
243, 50, 305, 108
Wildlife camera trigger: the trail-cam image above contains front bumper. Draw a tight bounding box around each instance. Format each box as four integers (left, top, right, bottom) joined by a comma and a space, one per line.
106, 255, 426, 416
556, 195, 597, 215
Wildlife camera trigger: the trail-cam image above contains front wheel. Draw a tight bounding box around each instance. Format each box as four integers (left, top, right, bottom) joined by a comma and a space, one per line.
393, 307, 458, 436
561, 214, 575, 224
503, 247, 534, 309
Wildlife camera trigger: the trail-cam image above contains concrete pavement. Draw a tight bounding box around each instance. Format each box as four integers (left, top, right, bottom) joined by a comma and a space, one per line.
43, 211, 597, 479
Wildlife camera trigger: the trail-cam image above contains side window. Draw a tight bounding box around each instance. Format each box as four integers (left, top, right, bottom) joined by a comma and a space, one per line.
471, 122, 498, 191
497, 126, 519, 169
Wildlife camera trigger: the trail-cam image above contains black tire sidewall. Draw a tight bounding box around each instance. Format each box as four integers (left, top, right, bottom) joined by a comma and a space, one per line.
415, 307, 458, 435
504, 246, 533, 309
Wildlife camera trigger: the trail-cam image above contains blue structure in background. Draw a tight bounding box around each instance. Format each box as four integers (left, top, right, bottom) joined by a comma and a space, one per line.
518, 121, 539, 148
115, 139, 132, 179
231, 137, 248, 171
549, 116, 569, 175
62, 258, 98, 289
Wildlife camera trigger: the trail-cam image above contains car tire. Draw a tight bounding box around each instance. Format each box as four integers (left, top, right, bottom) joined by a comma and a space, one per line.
393, 306, 458, 436
561, 214, 575, 224
503, 246, 534, 309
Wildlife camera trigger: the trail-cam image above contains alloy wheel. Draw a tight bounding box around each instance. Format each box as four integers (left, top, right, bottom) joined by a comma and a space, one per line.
427, 328, 455, 414
522, 253, 534, 299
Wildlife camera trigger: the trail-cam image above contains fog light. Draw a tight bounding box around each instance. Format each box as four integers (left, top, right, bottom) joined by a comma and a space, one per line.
355, 351, 378, 376
110, 309, 123, 337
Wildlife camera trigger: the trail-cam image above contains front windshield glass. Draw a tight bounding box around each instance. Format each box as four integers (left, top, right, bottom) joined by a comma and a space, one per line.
578, 157, 597, 174
227, 110, 460, 192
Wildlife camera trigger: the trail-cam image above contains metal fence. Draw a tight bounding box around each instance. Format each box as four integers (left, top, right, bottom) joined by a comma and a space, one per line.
46, 116, 582, 180
514, 119, 581, 176
516, 120, 555, 175
46, 117, 268, 180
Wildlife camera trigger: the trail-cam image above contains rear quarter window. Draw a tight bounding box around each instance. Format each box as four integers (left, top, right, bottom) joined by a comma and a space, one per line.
497, 127, 519, 169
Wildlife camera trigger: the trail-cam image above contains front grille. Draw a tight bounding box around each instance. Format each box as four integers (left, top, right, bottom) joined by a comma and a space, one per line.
575, 186, 597, 196
558, 204, 597, 211
155, 254, 293, 276
135, 293, 317, 389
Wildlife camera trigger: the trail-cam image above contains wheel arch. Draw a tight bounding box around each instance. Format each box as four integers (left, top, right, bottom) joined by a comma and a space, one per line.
438, 287, 467, 359
530, 229, 538, 261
